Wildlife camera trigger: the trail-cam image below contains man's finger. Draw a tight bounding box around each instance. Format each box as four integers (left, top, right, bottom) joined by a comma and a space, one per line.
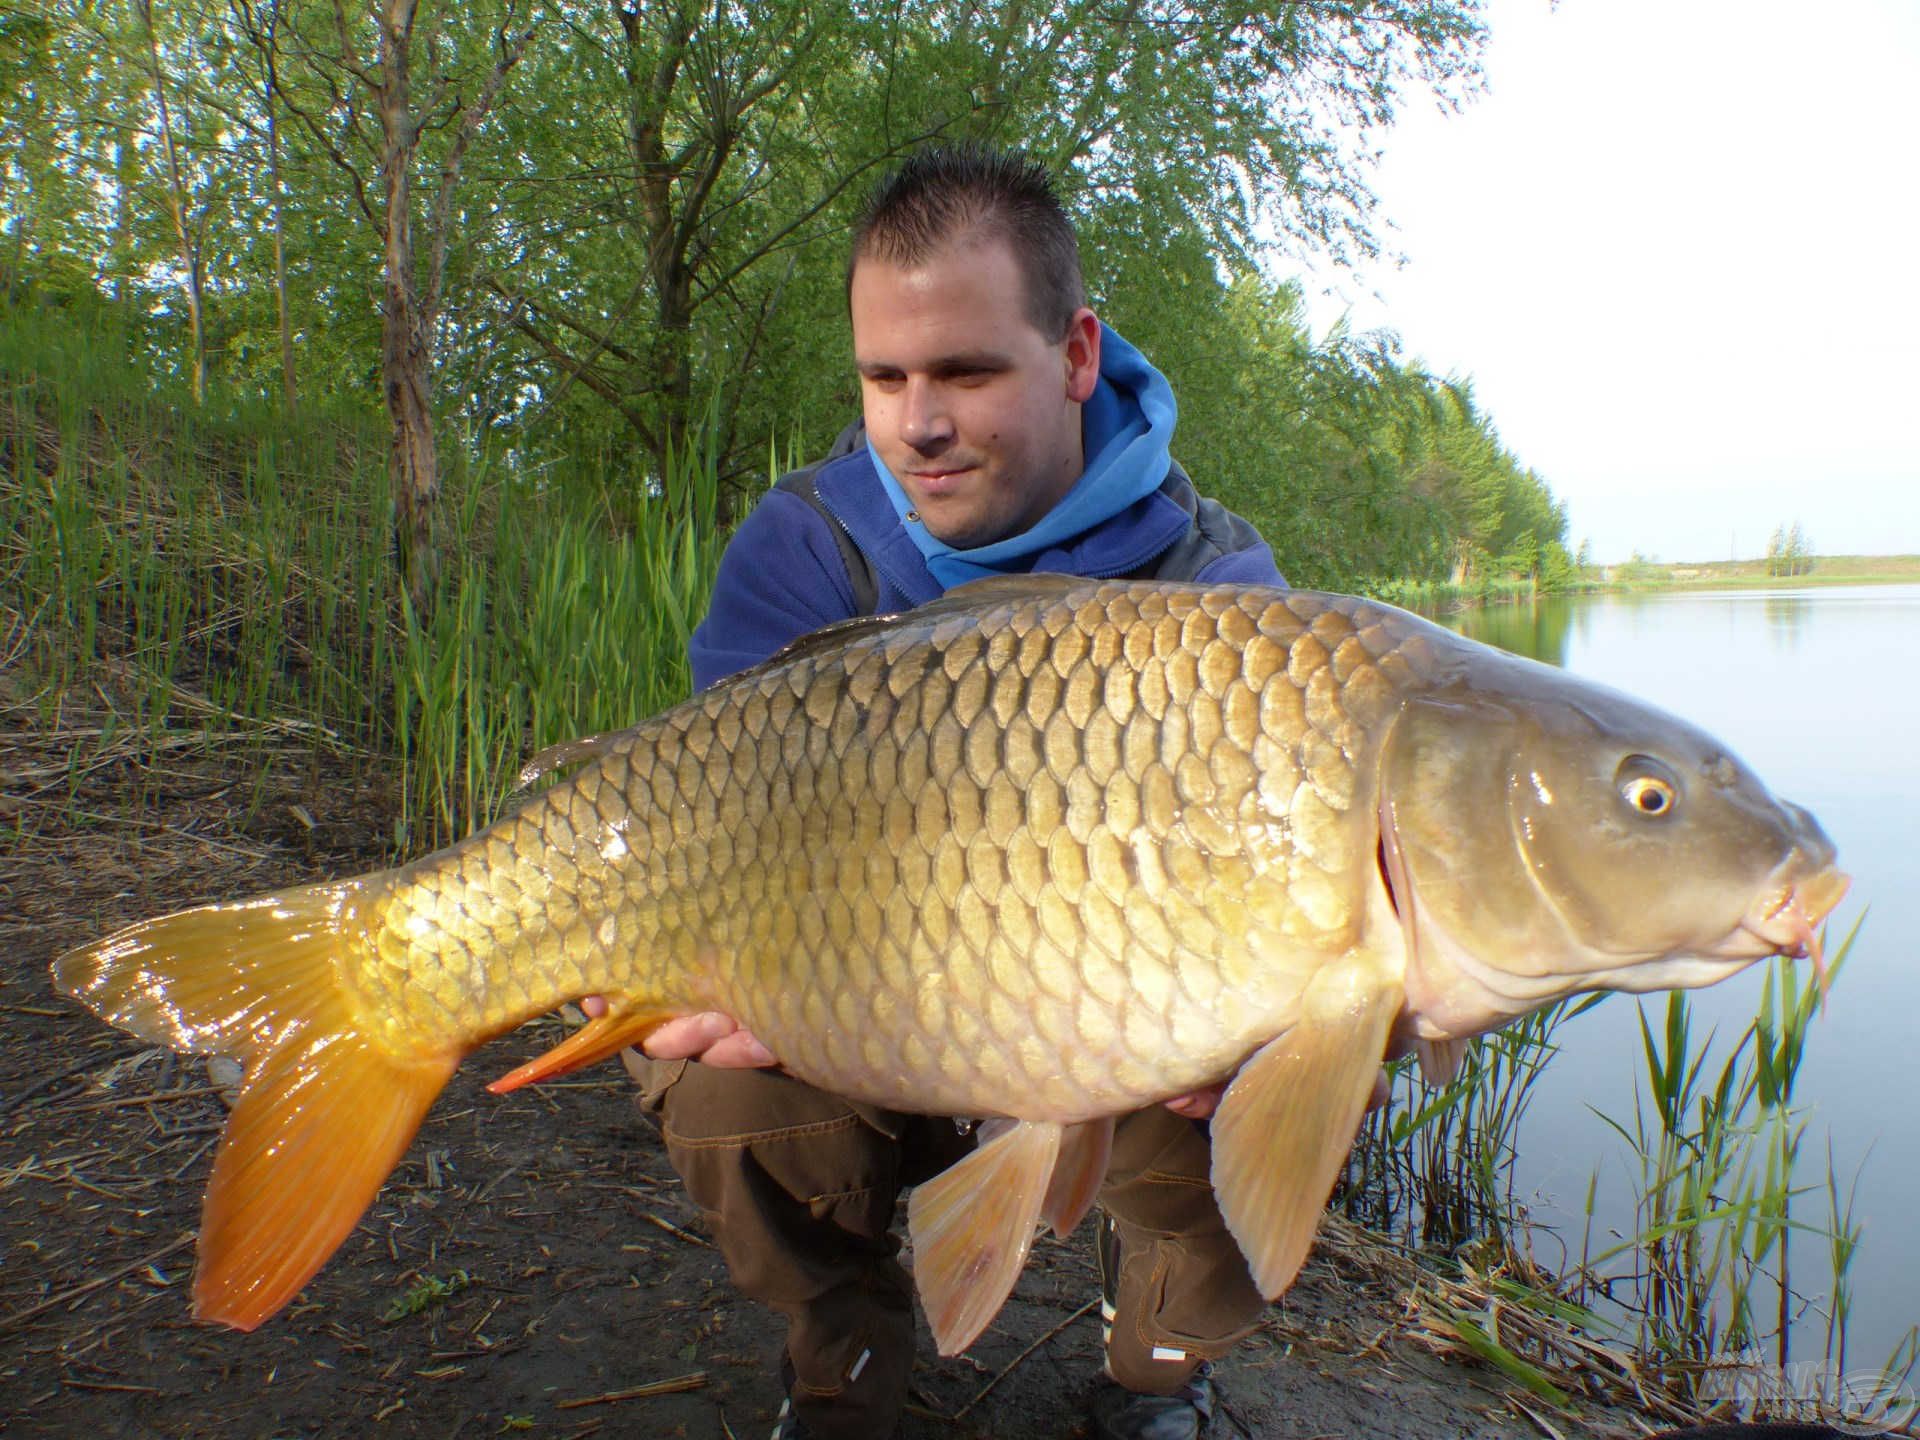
640, 1012, 778, 1068
697, 1030, 780, 1068
1164, 1084, 1225, 1120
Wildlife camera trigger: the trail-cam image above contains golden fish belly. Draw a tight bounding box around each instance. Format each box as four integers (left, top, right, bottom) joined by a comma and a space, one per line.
347, 580, 1433, 1119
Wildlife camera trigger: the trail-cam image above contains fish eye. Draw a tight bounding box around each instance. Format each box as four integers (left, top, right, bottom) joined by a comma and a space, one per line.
1623, 775, 1676, 816
1615, 755, 1680, 820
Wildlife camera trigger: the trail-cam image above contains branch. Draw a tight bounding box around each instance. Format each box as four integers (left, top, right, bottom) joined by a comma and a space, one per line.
423, 14, 540, 321
483, 276, 660, 449
692, 116, 958, 307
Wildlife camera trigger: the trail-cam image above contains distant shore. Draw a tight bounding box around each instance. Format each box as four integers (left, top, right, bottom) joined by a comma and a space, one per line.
1385, 555, 1919, 617
1594, 552, 1920, 590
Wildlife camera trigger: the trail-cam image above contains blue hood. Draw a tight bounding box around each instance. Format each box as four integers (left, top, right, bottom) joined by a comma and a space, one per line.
867, 323, 1177, 590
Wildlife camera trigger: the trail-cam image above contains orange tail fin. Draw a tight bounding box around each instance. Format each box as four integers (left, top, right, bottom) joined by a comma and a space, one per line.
54, 884, 457, 1330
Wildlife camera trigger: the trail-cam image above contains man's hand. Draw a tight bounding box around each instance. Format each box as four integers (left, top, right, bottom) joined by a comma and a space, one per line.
580, 995, 779, 1068
644, 1012, 780, 1067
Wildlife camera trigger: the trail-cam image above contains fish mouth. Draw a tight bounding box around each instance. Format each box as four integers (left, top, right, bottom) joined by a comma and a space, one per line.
1705, 861, 1851, 1001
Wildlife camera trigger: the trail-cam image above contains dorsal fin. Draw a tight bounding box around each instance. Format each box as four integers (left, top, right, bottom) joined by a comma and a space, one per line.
516, 729, 629, 790
754, 610, 914, 672
937, 572, 1091, 605
747, 574, 1099, 677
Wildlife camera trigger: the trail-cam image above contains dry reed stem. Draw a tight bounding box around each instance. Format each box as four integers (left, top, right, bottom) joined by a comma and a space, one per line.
555, 1372, 709, 1408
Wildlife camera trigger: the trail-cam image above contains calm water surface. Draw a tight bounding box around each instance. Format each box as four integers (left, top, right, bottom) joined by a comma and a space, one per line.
1439, 585, 1920, 1367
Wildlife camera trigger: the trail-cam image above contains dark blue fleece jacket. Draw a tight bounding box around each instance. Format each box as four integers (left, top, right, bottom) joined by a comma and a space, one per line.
688, 328, 1282, 689
688, 448, 1283, 691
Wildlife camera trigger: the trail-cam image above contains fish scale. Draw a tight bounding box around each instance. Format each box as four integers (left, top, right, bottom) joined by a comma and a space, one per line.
335, 581, 1392, 1121
55, 575, 1846, 1341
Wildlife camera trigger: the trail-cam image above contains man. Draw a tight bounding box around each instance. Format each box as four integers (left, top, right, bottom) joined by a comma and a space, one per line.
634, 144, 1284, 1440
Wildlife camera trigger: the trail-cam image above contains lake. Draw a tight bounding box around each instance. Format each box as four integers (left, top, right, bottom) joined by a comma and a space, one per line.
1436, 584, 1920, 1373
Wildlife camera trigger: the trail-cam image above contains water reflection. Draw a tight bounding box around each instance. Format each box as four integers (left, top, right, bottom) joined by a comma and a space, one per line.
1444, 594, 1573, 668
1765, 593, 1812, 644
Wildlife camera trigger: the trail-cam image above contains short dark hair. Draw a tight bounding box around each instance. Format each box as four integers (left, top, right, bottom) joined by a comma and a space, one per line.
847, 143, 1087, 340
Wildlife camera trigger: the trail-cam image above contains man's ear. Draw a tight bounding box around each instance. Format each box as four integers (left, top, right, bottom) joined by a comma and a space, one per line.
1063, 308, 1101, 402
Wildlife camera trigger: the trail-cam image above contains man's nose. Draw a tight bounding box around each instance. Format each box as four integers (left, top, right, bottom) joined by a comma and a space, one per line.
898, 378, 954, 451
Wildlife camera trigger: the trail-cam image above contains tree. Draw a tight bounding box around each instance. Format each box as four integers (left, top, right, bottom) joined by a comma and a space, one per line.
1768, 521, 1813, 578
5, 0, 1571, 604
233, 0, 539, 606
476, 0, 1486, 513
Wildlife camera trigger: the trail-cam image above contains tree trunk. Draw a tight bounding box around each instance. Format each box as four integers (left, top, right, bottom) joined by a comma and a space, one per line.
111, 138, 134, 304
654, 259, 694, 499
139, 0, 207, 404
377, 0, 438, 611
263, 4, 297, 417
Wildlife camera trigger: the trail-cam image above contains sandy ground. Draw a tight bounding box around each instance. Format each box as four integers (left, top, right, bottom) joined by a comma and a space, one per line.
0, 696, 1649, 1439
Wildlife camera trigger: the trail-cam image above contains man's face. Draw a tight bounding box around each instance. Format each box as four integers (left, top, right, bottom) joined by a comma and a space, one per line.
850, 234, 1100, 550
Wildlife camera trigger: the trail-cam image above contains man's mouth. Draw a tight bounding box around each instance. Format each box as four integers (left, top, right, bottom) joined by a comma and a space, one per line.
907, 466, 975, 496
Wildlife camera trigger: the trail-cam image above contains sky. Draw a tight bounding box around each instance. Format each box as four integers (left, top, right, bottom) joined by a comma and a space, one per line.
1294, 0, 1920, 565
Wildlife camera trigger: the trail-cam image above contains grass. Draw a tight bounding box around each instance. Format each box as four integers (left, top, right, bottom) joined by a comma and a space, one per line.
1346, 996, 1603, 1254
1362, 574, 1564, 612
1563, 929, 1920, 1407
2, 296, 724, 854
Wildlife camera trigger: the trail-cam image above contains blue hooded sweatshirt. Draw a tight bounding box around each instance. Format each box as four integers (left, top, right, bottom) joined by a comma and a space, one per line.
688, 324, 1281, 690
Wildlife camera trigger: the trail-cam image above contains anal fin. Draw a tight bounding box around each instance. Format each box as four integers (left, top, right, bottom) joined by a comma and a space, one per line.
1212, 978, 1400, 1298
906, 1119, 1061, 1355
487, 1008, 674, 1094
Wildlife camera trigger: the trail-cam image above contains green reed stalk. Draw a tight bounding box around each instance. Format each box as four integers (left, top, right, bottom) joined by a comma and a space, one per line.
1346, 994, 1598, 1250
1568, 918, 1916, 1416
4, 295, 718, 855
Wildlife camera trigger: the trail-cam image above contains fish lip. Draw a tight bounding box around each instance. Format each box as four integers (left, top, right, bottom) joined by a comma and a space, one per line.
1714, 861, 1849, 956
1705, 859, 1851, 998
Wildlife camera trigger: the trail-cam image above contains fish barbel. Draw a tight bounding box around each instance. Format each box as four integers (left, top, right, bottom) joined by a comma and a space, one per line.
54, 576, 1847, 1350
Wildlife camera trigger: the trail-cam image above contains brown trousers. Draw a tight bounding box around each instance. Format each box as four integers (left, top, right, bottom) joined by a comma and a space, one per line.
637, 1058, 1262, 1440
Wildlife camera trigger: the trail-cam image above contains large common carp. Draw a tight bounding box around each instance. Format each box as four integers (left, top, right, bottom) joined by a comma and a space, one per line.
55, 577, 1846, 1351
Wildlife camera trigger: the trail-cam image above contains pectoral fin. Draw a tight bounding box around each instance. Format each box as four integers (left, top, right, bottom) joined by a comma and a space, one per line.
1211, 979, 1400, 1298
1043, 1117, 1115, 1238
906, 1118, 1062, 1355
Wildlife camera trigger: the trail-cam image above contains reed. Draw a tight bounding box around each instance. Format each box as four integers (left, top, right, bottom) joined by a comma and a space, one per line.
1349, 907, 1915, 1427
1345, 997, 1600, 1253
1, 298, 725, 855
1565, 922, 1918, 1413
387, 435, 723, 851
1365, 573, 1560, 612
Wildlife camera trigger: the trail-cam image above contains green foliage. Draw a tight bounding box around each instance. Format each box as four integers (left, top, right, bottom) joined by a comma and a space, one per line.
1347, 997, 1601, 1253
0, 0, 1526, 547
1351, 912, 1914, 1422
390, 425, 724, 851
1564, 921, 1920, 1409
382, 1269, 475, 1322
